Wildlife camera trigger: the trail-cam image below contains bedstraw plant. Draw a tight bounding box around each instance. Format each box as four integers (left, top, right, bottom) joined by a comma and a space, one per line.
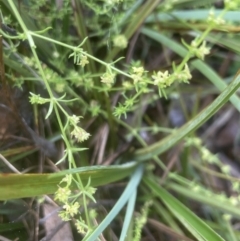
1, 0, 240, 241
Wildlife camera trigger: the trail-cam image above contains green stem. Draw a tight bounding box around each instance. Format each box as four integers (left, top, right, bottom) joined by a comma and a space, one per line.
8, 0, 91, 226
29, 32, 132, 78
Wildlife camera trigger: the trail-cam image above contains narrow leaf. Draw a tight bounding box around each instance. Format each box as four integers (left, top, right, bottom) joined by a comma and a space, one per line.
0, 162, 137, 200
144, 177, 225, 241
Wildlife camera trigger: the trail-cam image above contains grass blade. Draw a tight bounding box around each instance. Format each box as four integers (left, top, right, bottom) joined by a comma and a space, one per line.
84, 164, 144, 241
144, 176, 225, 241
0, 162, 138, 200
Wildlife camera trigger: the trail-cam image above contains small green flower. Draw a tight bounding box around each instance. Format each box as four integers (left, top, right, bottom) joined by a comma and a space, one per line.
53, 51, 60, 58
131, 74, 142, 84
113, 34, 128, 49
75, 218, 88, 234
55, 186, 71, 203
55, 83, 65, 93
124, 97, 135, 108
190, 40, 210, 60
173, 64, 192, 83
182, 64, 192, 81
79, 54, 89, 67
123, 81, 133, 89
89, 100, 101, 117
69, 115, 81, 125
83, 78, 94, 90
221, 165, 230, 175
101, 72, 115, 87
3, 16, 12, 25
71, 126, 90, 142
132, 66, 144, 75
191, 40, 198, 48
201, 148, 218, 164
130, 66, 146, 84
85, 186, 97, 196
29, 93, 49, 105
113, 103, 127, 119
59, 210, 71, 221
198, 41, 210, 59
63, 202, 80, 217
23, 56, 37, 68
201, 148, 211, 160
152, 70, 170, 87
207, 9, 226, 25
185, 137, 202, 147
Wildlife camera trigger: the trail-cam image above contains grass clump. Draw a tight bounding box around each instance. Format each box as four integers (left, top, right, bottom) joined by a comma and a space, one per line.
1, 0, 240, 240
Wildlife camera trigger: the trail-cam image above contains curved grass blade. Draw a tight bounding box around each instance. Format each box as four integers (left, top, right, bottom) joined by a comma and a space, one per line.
168, 183, 240, 219
119, 189, 137, 241
83, 164, 144, 241
146, 10, 240, 22
0, 162, 138, 200
132, 29, 240, 162
134, 72, 240, 161
144, 176, 225, 241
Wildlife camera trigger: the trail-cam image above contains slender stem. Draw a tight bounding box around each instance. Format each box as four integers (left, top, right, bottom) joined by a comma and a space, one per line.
7, 0, 93, 226
30, 31, 132, 78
